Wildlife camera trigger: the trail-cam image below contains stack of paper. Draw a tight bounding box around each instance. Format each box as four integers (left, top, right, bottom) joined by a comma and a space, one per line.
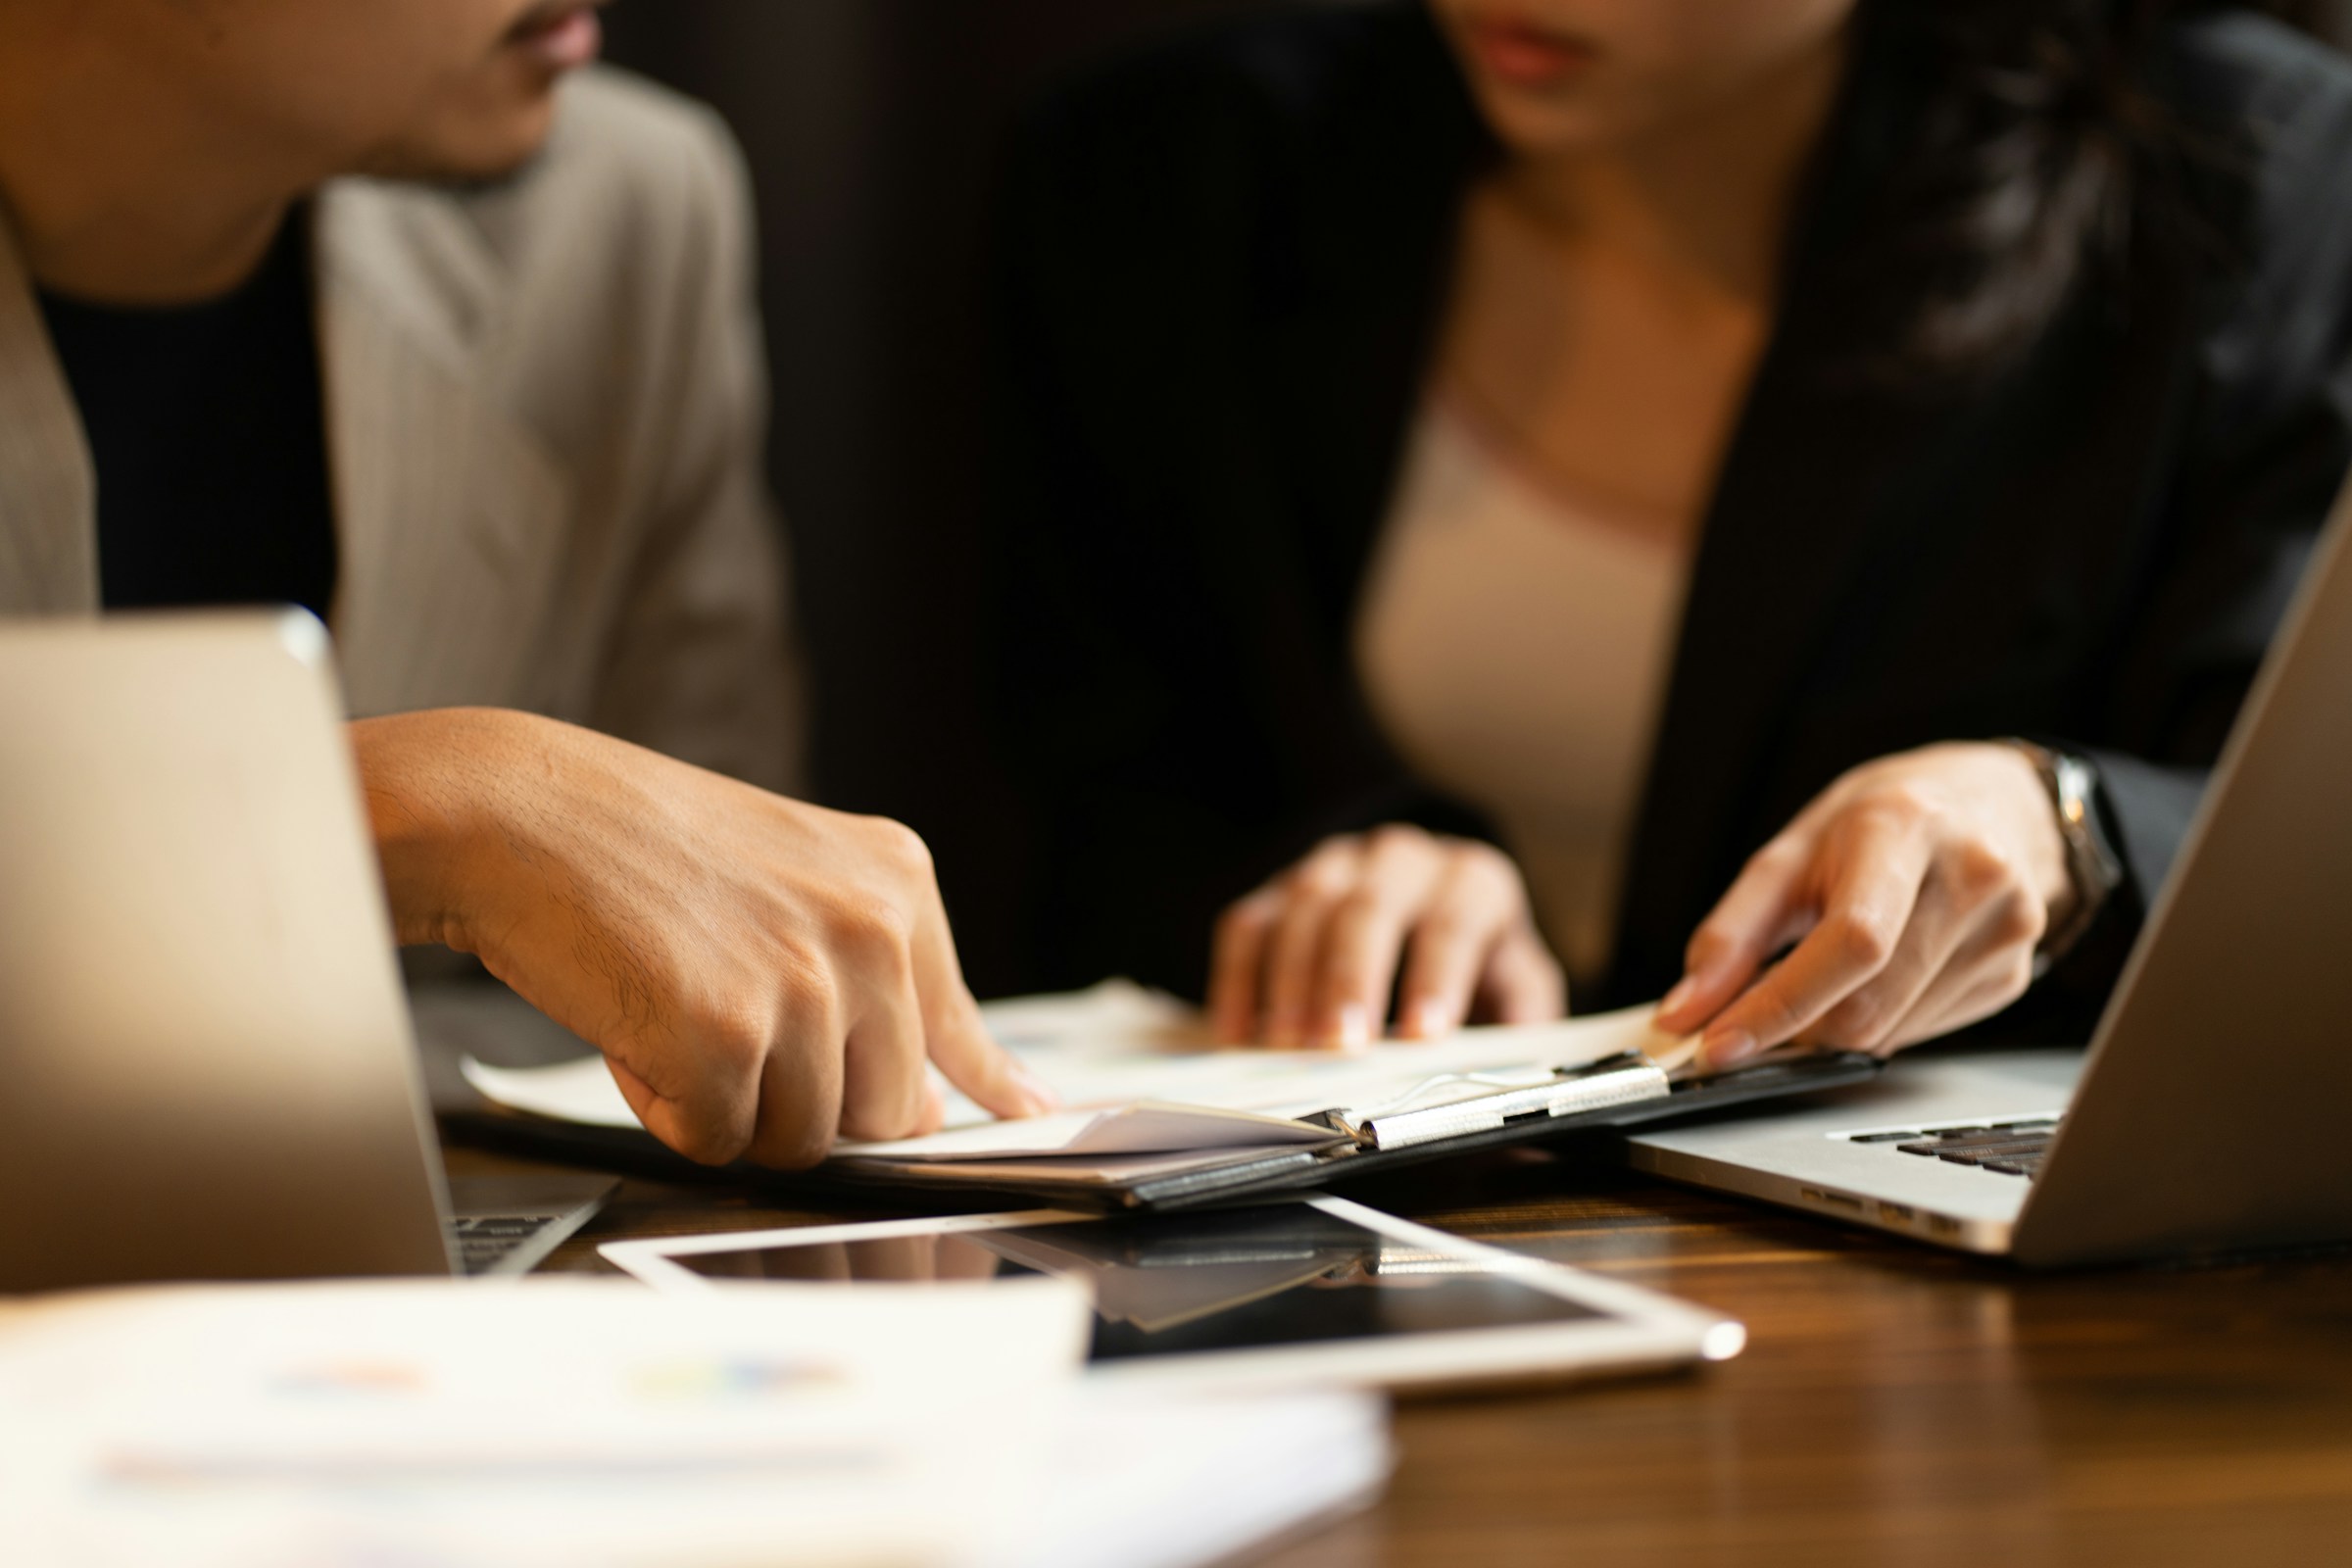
0, 1276, 1387, 1568
458, 981, 1696, 1191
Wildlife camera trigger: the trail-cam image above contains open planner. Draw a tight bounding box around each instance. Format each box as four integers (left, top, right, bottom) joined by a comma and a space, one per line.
445, 983, 1877, 1210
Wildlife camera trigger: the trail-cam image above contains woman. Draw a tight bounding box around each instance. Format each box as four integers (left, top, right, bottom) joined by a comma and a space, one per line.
989, 0, 2352, 1068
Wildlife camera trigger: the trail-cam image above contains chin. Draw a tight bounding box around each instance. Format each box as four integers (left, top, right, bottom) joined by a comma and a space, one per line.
1477, 97, 1628, 158
1470, 80, 1681, 159
362, 99, 561, 185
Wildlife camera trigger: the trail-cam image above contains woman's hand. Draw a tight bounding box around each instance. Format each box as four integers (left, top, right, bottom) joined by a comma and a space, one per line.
1654, 743, 2074, 1071
353, 709, 1055, 1169
1208, 825, 1566, 1049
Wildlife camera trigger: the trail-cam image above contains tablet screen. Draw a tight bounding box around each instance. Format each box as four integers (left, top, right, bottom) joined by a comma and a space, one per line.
669, 1205, 1608, 1362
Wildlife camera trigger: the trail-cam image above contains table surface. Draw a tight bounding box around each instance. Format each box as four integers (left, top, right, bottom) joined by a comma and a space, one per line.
459, 1138, 2352, 1568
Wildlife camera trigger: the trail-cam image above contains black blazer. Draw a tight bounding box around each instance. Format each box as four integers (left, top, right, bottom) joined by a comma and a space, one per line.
986, 1, 2352, 1024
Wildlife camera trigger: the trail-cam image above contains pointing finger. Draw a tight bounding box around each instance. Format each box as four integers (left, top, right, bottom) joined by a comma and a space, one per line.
1656, 835, 1812, 1036
911, 908, 1056, 1121
1699, 808, 1934, 1069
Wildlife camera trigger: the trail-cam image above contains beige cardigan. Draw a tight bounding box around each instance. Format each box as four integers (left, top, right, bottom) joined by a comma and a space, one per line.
0, 69, 800, 793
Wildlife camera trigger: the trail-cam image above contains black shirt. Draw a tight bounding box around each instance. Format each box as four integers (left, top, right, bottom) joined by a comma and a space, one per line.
37, 209, 338, 621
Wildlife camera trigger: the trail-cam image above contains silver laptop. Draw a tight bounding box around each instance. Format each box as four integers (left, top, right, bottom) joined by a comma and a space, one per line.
1626, 482, 2352, 1267
0, 612, 610, 1293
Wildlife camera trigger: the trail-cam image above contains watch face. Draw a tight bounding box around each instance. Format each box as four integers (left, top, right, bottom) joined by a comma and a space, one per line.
2035, 750, 2124, 971
2054, 756, 2125, 888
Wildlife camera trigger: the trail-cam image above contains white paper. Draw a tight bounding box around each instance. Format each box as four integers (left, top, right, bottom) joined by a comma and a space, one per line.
844, 1101, 1333, 1161
462, 1053, 644, 1129
462, 981, 1692, 1163
0, 1275, 1388, 1568
0, 1276, 1093, 1568
454, 1063, 1334, 1160
1025, 1004, 1684, 1122
995, 1386, 1391, 1568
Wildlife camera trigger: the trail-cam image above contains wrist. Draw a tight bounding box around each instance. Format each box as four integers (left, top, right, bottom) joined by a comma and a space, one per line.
1995, 739, 2124, 973
349, 709, 525, 953
1967, 742, 2072, 916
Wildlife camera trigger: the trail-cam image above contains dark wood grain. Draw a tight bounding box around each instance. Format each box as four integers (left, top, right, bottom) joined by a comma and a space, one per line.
452, 1142, 2352, 1568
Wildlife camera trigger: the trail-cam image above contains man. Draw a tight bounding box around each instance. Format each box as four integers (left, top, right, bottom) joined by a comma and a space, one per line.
0, 0, 1054, 1165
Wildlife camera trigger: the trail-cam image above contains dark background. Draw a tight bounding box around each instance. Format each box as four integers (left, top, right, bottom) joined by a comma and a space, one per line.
602, 0, 1271, 996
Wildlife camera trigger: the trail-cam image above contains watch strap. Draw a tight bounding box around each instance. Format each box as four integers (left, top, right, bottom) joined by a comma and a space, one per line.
2000, 739, 2125, 976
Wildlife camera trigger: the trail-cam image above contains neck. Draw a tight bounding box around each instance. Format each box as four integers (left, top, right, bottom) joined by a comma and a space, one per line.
0, 17, 320, 305
1496, 32, 1851, 305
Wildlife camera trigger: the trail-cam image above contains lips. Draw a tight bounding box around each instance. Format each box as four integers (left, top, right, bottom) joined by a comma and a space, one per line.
1461, 15, 1600, 89
505, 0, 607, 71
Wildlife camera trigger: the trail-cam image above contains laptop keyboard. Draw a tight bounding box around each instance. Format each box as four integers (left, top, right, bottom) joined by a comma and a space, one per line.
1847, 1119, 2062, 1179
447, 1213, 566, 1276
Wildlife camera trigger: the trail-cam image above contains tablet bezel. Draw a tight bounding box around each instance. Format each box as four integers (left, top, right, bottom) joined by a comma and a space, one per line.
600, 1195, 1744, 1394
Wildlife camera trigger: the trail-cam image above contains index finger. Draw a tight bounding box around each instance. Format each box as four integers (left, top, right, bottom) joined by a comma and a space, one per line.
911, 906, 1057, 1121
1698, 812, 1934, 1067
1654, 836, 1812, 1035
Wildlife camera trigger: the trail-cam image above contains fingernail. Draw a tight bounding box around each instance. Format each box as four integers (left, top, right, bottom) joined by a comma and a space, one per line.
1408, 1000, 1452, 1040
1334, 1005, 1373, 1051
1705, 1030, 1759, 1070
1661, 977, 1697, 1016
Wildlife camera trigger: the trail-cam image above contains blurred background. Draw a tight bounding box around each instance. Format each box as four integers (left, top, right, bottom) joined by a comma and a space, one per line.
604, 1, 1270, 996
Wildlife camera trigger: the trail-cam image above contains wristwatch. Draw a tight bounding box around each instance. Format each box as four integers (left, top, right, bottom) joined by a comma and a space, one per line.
2000, 739, 2126, 976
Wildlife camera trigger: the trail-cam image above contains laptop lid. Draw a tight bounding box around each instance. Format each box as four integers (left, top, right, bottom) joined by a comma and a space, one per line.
0, 612, 457, 1290
2010, 488, 2352, 1266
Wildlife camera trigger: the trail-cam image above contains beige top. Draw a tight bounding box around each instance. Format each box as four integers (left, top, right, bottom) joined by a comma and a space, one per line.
0, 69, 800, 794
1354, 400, 1692, 985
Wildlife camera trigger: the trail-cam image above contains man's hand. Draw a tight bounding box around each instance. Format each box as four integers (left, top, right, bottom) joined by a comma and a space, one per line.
1208, 824, 1566, 1049
1654, 743, 2073, 1071
352, 709, 1054, 1168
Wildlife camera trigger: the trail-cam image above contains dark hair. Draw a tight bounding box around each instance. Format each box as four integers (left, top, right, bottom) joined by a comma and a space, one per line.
1854, 0, 2338, 383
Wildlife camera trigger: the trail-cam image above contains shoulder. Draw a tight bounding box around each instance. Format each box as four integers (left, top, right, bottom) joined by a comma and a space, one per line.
2160, 10, 2352, 133
2159, 9, 2352, 222
2153, 15, 2352, 421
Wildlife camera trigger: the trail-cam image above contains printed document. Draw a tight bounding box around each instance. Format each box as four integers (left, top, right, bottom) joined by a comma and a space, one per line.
463, 981, 1694, 1162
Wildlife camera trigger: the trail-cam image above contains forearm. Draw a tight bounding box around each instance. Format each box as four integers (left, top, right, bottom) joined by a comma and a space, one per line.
348, 709, 526, 953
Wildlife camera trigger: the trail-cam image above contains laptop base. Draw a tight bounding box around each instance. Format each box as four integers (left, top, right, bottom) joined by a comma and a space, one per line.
1621, 1048, 2087, 1257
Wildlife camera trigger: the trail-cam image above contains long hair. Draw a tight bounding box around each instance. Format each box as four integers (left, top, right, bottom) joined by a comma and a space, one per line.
1853, 0, 2337, 382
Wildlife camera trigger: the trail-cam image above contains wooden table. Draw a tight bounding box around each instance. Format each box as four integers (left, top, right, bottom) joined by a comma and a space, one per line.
460, 1141, 2352, 1568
